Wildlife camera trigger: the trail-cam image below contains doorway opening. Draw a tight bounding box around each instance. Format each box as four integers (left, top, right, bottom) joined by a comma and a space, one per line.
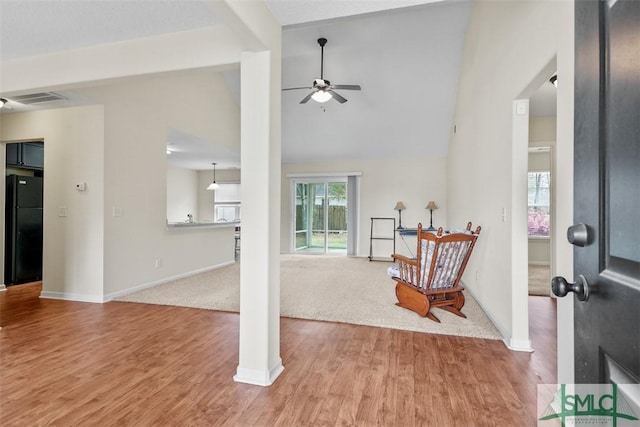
293, 179, 347, 254
527, 146, 552, 296
521, 66, 558, 380
3, 140, 45, 287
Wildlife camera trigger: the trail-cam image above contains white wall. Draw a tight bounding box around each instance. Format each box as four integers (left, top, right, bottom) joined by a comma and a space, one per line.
530, 116, 557, 143
74, 70, 240, 296
1, 69, 241, 300
449, 0, 574, 353
1, 106, 105, 301
282, 156, 449, 257
167, 165, 198, 223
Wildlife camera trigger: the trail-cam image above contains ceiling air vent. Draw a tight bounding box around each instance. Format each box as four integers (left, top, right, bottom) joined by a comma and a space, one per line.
10, 92, 67, 105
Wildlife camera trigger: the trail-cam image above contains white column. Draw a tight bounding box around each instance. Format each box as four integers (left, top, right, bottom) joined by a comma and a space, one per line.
234, 50, 283, 386
509, 99, 533, 352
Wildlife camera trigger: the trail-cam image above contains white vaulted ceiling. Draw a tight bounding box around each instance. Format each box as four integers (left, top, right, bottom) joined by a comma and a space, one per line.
279, 2, 472, 162
0, 0, 481, 165
265, 0, 448, 26
0, 0, 219, 61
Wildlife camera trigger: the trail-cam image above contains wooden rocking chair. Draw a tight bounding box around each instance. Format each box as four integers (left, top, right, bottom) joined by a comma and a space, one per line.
389, 222, 481, 322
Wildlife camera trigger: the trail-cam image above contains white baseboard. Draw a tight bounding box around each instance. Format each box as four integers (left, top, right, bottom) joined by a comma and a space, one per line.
462, 283, 507, 339
40, 291, 104, 303
504, 337, 534, 352
234, 360, 285, 386
464, 281, 535, 353
40, 261, 236, 303
104, 261, 236, 301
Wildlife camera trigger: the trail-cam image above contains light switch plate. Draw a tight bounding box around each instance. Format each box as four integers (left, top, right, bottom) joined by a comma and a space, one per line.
516, 101, 528, 115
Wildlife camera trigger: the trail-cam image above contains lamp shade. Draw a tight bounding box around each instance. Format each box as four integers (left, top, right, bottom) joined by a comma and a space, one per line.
394, 201, 406, 211
311, 90, 332, 103
425, 201, 438, 210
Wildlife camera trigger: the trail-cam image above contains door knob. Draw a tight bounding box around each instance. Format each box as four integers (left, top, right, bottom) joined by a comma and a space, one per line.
551, 275, 590, 301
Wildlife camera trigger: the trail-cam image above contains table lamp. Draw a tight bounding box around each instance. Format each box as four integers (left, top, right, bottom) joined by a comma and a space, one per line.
394, 201, 406, 229
425, 201, 438, 231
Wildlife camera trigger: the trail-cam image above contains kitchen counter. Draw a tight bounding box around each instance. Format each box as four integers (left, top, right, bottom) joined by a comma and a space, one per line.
166, 221, 239, 230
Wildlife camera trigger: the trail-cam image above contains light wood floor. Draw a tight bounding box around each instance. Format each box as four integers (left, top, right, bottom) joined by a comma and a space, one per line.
0, 284, 556, 426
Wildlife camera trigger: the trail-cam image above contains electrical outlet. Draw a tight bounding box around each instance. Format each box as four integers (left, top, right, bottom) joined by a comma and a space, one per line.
58, 207, 67, 217
154, 259, 162, 268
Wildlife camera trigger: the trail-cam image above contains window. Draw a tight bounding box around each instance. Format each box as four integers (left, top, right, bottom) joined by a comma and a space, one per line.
214, 183, 241, 222
528, 171, 550, 237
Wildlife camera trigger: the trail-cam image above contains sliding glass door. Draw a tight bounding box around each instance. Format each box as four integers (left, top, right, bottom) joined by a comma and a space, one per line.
294, 179, 347, 254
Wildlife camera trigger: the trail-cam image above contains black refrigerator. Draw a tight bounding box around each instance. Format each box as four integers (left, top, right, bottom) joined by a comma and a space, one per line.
5, 175, 43, 285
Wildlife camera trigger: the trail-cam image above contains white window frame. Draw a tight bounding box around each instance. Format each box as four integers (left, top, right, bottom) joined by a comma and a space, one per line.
214, 182, 241, 223
527, 170, 551, 238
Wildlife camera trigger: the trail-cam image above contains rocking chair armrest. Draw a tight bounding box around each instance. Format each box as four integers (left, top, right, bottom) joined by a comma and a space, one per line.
391, 253, 418, 266
390, 253, 421, 285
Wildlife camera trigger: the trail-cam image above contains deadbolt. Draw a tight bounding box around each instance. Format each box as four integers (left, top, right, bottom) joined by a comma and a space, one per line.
567, 223, 590, 247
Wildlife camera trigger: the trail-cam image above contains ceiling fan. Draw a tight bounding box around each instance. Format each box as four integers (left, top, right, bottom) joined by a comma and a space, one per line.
283, 38, 361, 104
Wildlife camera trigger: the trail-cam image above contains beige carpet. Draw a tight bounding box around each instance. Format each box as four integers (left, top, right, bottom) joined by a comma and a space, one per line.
529, 264, 551, 296
115, 255, 502, 340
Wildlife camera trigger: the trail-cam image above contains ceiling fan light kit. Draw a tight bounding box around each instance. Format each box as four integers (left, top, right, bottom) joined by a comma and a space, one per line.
311, 90, 332, 103
283, 38, 361, 104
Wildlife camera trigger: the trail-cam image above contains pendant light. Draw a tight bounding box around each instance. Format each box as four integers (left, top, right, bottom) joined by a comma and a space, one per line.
206, 162, 220, 190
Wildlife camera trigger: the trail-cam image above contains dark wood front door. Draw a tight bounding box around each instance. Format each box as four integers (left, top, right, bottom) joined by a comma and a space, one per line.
571, 0, 639, 392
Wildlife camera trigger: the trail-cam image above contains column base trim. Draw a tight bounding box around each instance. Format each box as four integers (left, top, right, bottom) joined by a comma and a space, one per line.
234, 360, 284, 387
504, 338, 534, 352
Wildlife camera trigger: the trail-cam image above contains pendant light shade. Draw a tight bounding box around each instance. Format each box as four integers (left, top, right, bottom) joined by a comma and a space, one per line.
206, 162, 219, 190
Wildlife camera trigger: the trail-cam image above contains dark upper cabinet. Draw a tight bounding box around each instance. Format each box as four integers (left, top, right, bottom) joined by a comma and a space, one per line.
6, 142, 44, 170
6, 143, 20, 166
21, 143, 45, 169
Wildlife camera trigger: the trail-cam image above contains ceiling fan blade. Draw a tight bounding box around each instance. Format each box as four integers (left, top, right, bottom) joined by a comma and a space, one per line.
283, 87, 313, 91
332, 84, 361, 91
300, 92, 314, 104
329, 90, 347, 103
